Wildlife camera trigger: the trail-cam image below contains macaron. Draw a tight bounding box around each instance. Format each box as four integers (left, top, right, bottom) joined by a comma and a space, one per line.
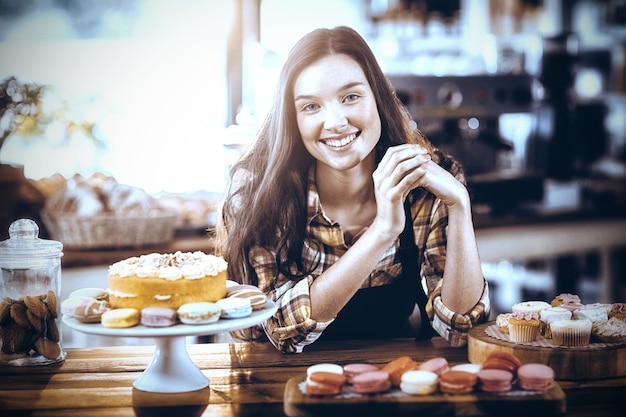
306, 363, 344, 377
450, 363, 482, 374
177, 302, 221, 324
477, 369, 515, 392
216, 297, 252, 319
343, 363, 380, 383
400, 370, 439, 395
482, 351, 523, 376
417, 357, 450, 376
68, 287, 109, 301
61, 295, 110, 323
439, 370, 478, 394
101, 308, 139, 328
352, 370, 392, 394
305, 371, 347, 396
226, 285, 268, 310
140, 307, 177, 327
381, 356, 418, 387
517, 363, 555, 391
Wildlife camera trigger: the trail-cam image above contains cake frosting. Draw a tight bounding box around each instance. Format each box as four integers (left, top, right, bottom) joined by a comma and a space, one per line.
108, 251, 228, 310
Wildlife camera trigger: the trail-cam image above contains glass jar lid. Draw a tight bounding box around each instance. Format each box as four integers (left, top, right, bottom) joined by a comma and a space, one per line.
0, 219, 63, 261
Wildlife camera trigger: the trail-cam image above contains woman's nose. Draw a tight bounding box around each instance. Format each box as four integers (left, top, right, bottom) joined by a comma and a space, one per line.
323, 104, 347, 130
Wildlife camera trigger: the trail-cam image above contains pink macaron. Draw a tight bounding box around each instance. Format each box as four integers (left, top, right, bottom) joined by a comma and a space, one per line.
351, 370, 391, 394
417, 357, 450, 376
343, 363, 380, 384
517, 363, 555, 391
477, 369, 515, 392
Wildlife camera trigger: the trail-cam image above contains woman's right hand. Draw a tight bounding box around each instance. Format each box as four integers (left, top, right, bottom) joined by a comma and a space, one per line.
371, 144, 431, 238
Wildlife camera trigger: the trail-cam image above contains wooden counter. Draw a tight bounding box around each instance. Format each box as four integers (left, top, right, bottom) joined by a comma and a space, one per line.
1, 338, 624, 416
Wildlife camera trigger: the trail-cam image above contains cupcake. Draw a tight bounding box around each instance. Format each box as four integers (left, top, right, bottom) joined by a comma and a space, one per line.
496, 313, 513, 334
573, 305, 608, 323
512, 301, 551, 316
608, 303, 626, 323
550, 319, 592, 346
540, 307, 572, 338
559, 302, 584, 314
550, 293, 581, 307
508, 311, 541, 343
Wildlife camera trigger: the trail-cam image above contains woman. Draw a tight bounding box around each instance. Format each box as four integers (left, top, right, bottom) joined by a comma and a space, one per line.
219, 26, 490, 353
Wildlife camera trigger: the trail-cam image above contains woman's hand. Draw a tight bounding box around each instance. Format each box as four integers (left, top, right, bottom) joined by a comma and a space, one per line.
371, 144, 432, 237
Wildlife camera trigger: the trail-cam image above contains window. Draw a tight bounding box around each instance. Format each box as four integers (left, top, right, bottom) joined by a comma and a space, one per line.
0, 0, 233, 193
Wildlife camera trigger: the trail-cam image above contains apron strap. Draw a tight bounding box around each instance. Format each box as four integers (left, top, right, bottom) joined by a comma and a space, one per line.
399, 195, 436, 340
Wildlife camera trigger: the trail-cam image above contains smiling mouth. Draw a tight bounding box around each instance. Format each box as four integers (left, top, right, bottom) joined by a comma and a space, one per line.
321, 131, 361, 148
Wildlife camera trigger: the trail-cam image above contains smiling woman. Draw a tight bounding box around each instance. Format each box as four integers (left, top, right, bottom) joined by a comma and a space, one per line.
0, 0, 233, 194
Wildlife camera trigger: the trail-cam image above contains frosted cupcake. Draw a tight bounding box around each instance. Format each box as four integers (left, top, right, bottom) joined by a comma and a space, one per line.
496, 313, 513, 334
512, 301, 551, 316
550, 293, 581, 307
508, 311, 541, 343
550, 319, 592, 346
573, 305, 608, 323
540, 307, 572, 338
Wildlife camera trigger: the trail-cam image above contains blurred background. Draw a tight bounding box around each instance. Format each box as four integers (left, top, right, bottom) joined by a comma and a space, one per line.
0, 0, 625, 346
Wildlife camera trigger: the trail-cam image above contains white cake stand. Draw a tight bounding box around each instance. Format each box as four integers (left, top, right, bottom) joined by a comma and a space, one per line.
62, 300, 276, 393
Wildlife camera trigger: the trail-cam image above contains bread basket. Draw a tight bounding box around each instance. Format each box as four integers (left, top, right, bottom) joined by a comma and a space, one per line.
41, 210, 178, 249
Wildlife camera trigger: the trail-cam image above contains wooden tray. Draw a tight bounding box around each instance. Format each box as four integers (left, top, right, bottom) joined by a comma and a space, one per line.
283, 377, 566, 417
468, 322, 626, 380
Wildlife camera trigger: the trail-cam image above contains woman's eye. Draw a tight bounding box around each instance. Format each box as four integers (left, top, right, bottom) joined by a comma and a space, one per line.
344, 93, 360, 103
302, 103, 319, 112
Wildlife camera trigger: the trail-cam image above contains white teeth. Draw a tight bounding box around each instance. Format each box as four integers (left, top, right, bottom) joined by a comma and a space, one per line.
323, 133, 357, 148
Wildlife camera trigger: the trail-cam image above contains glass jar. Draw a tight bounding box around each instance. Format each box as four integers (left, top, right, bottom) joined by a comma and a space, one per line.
0, 219, 65, 366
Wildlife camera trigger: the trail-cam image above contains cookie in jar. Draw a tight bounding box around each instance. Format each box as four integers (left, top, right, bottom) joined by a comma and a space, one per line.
0, 219, 65, 366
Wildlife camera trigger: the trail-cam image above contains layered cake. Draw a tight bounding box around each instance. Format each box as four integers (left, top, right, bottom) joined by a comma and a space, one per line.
108, 251, 228, 310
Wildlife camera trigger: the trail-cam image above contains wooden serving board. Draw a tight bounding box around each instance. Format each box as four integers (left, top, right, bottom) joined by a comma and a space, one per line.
468, 321, 626, 380
283, 377, 566, 417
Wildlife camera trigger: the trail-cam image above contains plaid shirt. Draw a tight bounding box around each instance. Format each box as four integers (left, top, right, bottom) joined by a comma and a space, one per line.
242, 154, 490, 353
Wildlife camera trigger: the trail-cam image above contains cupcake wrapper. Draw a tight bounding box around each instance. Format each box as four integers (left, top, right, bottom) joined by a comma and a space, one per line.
508, 324, 539, 343
552, 329, 591, 346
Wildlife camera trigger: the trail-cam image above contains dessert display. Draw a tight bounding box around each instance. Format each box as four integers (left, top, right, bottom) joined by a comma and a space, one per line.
299, 351, 556, 398
107, 251, 228, 310
61, 252, 274, 330
485, 294, 626, 348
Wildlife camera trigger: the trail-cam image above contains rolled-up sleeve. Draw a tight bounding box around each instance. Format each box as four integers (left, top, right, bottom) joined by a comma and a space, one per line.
426, 279, 490, 347
249, 246, 334, 353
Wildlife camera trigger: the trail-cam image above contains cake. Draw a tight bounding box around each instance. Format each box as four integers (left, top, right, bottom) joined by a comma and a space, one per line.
107, 251, 228, 310
540, 307, 572, 338
496, 313, 513, 334
550, 319, 592, 346
508, 311, 541, 343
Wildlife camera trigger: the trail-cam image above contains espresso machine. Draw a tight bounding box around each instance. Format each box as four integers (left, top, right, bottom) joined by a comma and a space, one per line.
388, 73, 545, 215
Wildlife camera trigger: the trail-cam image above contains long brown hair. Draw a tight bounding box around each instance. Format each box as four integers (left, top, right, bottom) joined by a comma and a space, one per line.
219, 26, 432, 285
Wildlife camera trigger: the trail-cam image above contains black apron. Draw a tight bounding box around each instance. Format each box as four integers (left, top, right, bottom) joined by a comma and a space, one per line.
319, 199, 436, 341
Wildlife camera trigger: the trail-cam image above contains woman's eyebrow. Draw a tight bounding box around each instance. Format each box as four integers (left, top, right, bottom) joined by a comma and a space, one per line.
294, 81, 366, 102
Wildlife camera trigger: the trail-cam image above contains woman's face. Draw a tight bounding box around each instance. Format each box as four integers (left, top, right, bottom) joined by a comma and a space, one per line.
293, 54, 381, 172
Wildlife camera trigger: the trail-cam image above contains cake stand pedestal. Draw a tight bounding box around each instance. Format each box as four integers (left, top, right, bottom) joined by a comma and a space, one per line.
63, 300, 277, 393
